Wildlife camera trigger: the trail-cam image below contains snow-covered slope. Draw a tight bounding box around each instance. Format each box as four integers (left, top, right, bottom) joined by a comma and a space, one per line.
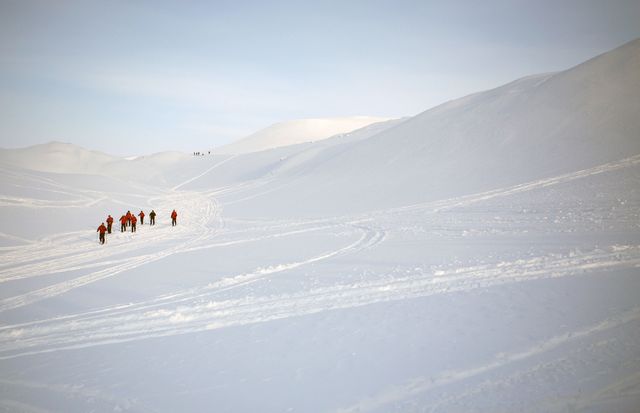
1, 40, 640, 413
213, 116, 391, 154
0, 141, 121, 175
205, 38, 640, 217
0, 143, 199, 187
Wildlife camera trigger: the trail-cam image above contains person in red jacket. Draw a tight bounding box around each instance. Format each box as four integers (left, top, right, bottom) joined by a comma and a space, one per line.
131, 215, 137, 232
97, 222, 107, 244
171, 210, 177, 226
138, 210, 145, 225
120, 215, 127, 232
106, 215, 114, 234
126, 210, 132, 227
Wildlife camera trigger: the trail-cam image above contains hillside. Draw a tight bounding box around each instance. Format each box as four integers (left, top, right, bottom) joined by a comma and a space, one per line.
213, 116, 391, 154
204, 38, 640, 217
1, 40, 640, 413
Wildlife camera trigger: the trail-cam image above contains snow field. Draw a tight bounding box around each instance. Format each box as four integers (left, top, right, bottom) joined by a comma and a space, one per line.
1, 39, 640, 412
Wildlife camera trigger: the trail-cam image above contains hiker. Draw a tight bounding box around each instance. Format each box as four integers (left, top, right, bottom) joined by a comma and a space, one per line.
131, 215, 137, 232
126, 210, 132, 227
106, 215, 114, 234
149, 209, 156, 225
171, 210, 177, 226
97, 222, 107, 244
120, 215, 127, 232
138, 210, 145, 225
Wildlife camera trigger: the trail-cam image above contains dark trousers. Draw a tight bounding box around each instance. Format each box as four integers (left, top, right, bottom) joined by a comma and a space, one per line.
107, 223, 112, 234
99, 233, 105, 244
121, 224, 126, 232
140, 217, 144, 225
172, 218, 176, 226
132, 223, 137, 232
150, 217, 155, 225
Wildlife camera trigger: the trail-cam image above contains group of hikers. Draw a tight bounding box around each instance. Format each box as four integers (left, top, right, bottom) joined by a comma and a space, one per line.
96, 209, 178, 244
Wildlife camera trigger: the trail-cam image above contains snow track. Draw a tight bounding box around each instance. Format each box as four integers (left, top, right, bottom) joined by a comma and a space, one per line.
1, 154, 639, 412
1, 154, 636, 314
171, 155, 238, 191
0, 190, 220, 312
0, 244, 637, 360
376, 154, 640, 216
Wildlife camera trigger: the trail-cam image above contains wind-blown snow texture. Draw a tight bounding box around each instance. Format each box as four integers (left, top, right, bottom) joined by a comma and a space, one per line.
0, 39, 639, 412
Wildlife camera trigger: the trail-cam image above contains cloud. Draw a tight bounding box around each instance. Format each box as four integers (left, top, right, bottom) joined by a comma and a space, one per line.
79, 69, 295, 112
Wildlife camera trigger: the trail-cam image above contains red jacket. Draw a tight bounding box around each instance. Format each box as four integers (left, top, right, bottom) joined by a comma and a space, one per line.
138, 211, 145, 218
131, 216, 137, 224
120, 216, 127, 225
106, 216, 114, 224
171, 211, 177, 219
97, 224, 107, 234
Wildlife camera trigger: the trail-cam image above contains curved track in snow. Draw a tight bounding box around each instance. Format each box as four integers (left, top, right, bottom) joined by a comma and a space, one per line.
0, 243, 637, 360
0, 153, 638, 413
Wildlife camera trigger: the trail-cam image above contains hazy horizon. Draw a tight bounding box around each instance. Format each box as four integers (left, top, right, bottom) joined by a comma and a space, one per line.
1, 0, 639, 156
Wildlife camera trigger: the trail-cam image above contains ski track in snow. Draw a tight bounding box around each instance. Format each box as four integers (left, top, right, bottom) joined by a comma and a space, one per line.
0, 155, 638, 363
171, 155, 238, 191
363, 154, 640, 218
0, 244, 637, 360
0, 190, 220, 311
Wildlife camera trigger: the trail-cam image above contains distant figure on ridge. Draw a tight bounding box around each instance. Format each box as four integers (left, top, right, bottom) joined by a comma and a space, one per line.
120, 215, 127, 232
97, 222, 107, 245
106, 215, 114, 234
149, 210, 156, 225
138, 210, 145, 225
171, 210, 177, 226
131, 215, 137, 232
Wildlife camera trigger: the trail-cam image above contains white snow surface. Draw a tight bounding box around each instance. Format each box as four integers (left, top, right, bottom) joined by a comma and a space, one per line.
213, 116, 392, 154
1, 39, 640, 412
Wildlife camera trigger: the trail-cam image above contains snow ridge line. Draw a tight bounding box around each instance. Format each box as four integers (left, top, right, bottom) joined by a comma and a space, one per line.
0, 244, 636, 360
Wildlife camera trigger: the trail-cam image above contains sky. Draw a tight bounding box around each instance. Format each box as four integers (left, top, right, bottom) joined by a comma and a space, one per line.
1, 0, 639, 156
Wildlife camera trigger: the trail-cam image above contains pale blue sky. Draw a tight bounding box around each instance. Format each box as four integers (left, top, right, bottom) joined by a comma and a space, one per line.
1, 0, 639, 155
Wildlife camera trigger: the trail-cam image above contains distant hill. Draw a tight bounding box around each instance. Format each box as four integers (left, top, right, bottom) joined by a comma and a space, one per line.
0, 142, 121, 175
213, 116, 391, 154
3, 39, 639, 218
189, 38, 640, 216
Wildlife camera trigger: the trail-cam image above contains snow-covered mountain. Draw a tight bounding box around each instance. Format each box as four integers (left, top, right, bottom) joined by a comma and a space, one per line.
1, 39, 640, 413
3, 39, 639, 216
213, 116, 391, 154
196, 38, 640, 216
0, 141, 121, 175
